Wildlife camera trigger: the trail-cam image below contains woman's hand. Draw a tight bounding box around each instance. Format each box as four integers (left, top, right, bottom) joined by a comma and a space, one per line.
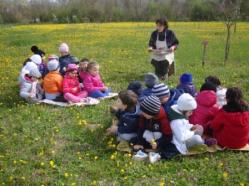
150, 139, 157, 150
169, 45, 176, 52
106, 125, 118, 135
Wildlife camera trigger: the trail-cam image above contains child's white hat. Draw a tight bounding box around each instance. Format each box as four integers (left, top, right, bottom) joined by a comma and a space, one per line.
47, 59, 59, 72
59, 43, 69, 53
177, 93, 197, 111
29, 68, 41, 78
30, 54, 42, 65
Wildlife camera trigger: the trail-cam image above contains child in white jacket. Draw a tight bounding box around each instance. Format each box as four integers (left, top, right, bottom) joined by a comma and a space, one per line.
168, 93, 209, 155
20, 68, 43, 103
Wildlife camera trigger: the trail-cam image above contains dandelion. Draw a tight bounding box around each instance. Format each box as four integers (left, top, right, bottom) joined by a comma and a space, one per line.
40, 162, 45, 166
240, 183, 244, 186
49, 160, 56, 168
223, 171, 228, 179
21, 177, 25, 181
94, 156, 98, 160
159, 179, 165, 186
64, 172, 69, 178
120, 169, 125, 174
71, 183, 76, 186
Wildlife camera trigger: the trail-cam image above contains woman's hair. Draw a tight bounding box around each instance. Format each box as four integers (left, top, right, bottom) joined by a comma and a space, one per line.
156, 18, 168, 29
224, 87, 248, 112
86, 61, 99, 72
205, 76, 221, 87
118, 90, 138, 112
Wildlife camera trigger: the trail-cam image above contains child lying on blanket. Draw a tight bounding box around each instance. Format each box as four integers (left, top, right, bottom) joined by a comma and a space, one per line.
83, 61, 111, 98
20, 68, 43, 103
63, 64, 88, 103
211, 87, 249, 149
106, 90, 139, 143
168, 93, 217, 155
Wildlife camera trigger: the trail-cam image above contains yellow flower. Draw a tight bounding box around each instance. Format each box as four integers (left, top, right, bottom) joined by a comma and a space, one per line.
21, 176, 25, 181
71, 183, 76, 186
49, 160, 56, 168
40, 162, 45, 166
94, 156, 98, 160
159, 179, 165, 186
120, 169, 125, 174
223, 171, 228, 179
64, 172, 69, 178
240, 183, 244, 186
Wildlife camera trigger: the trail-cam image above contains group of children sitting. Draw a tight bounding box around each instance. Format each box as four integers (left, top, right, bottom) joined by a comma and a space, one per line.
19, 43, 111, 104
18, 44, 249, 163
106, 73, 249, 163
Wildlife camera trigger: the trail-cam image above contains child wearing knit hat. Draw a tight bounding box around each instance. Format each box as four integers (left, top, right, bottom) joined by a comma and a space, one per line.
140, 73, 159, 99
20, 68, 44, 103
133, 96, 176, 163
63, 64, 88, 103
177, 73, 197, 97
43, 59, 64, 100
168, 93, 216, 155
58, 43, 79, 75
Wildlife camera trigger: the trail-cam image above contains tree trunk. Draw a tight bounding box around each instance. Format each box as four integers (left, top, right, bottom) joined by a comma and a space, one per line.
224, 23, 232, 65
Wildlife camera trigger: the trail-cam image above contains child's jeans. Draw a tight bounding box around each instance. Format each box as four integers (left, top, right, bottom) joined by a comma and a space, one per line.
143, 130, 162, 143
186, 124, 204, 148
117, 133, 137, 142
45, 93, 61, 100
90, 89, 110, 98
64, 91, 88, 103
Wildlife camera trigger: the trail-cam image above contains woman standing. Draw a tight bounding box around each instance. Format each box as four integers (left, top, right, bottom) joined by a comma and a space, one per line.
148, 18, 179, 80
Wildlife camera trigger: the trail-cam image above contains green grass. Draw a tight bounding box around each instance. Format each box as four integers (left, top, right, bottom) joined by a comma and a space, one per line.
0, 22, 249, 185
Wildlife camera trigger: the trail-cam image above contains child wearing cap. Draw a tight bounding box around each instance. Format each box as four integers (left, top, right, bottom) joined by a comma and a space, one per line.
58, 43, 79, 75
63, 64, 88, 103
19, 54, 42, 84
168, 93, 216, 155
133, 96, 175, 163
177, 73, 197, 97
43, 59, 64, 100
140, 73, 159, 99
83, 61, 111, 98
20, 68, 43, 103
106, 90, 139, 142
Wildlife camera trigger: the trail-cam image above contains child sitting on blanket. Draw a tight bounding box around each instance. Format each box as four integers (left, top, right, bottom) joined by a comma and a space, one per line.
83, 61, 110, 98
168, 93, 217, 155
177, 73, 197, 97
20, 68, 43, 103
133, 96, 176, 163
106, 90, 139, 143
31, 45, 47, 77
43, 59, 64, 100
205, 76, 227, 108
63, 64, 88, 103
79, 58, 89, 82
189, 82, 219, 133
211, 87, 249, 149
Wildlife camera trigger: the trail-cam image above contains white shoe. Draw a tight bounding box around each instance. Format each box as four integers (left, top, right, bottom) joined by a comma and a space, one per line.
149, 152, 161, 163
132, 150, 148, 161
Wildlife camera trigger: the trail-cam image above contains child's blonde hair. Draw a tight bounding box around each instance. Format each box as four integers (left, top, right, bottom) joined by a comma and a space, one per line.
87, 61, 99, 72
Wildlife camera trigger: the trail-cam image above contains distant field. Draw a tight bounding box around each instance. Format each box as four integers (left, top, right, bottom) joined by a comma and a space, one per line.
0, 22, 248, 185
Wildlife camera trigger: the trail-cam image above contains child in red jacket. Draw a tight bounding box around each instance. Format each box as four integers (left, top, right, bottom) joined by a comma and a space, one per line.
133, 96, 178, 163
211, 87, 249, 149
190, 82, 219, 133
63, 64, 88, 103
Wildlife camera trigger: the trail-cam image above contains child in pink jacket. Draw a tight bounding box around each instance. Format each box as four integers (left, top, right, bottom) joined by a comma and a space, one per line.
63, 64, 88, 103
83, 61, 110, 98
190, 82, 219, 133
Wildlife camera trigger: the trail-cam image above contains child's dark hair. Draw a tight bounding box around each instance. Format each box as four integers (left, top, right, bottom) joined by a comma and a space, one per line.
205, 76, 221, 87
31, 45, 45, 57
118, 90, 138, 112
156, 18, 168, 29
80, 58, 89, 63
224, 87, 248, 112
87, 61, 99, 72
200, 82, 217, 92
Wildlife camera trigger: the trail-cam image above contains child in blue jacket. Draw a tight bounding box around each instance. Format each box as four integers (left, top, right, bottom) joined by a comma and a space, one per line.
107, 90, 140, 142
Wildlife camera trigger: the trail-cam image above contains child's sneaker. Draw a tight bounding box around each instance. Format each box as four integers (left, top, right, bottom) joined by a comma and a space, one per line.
132, 150, 148, 161
149, 152, 161, 163
205, 138, 217, 146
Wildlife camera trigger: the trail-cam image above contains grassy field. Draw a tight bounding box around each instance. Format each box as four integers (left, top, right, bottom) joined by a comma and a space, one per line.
0, 22, 249, 185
